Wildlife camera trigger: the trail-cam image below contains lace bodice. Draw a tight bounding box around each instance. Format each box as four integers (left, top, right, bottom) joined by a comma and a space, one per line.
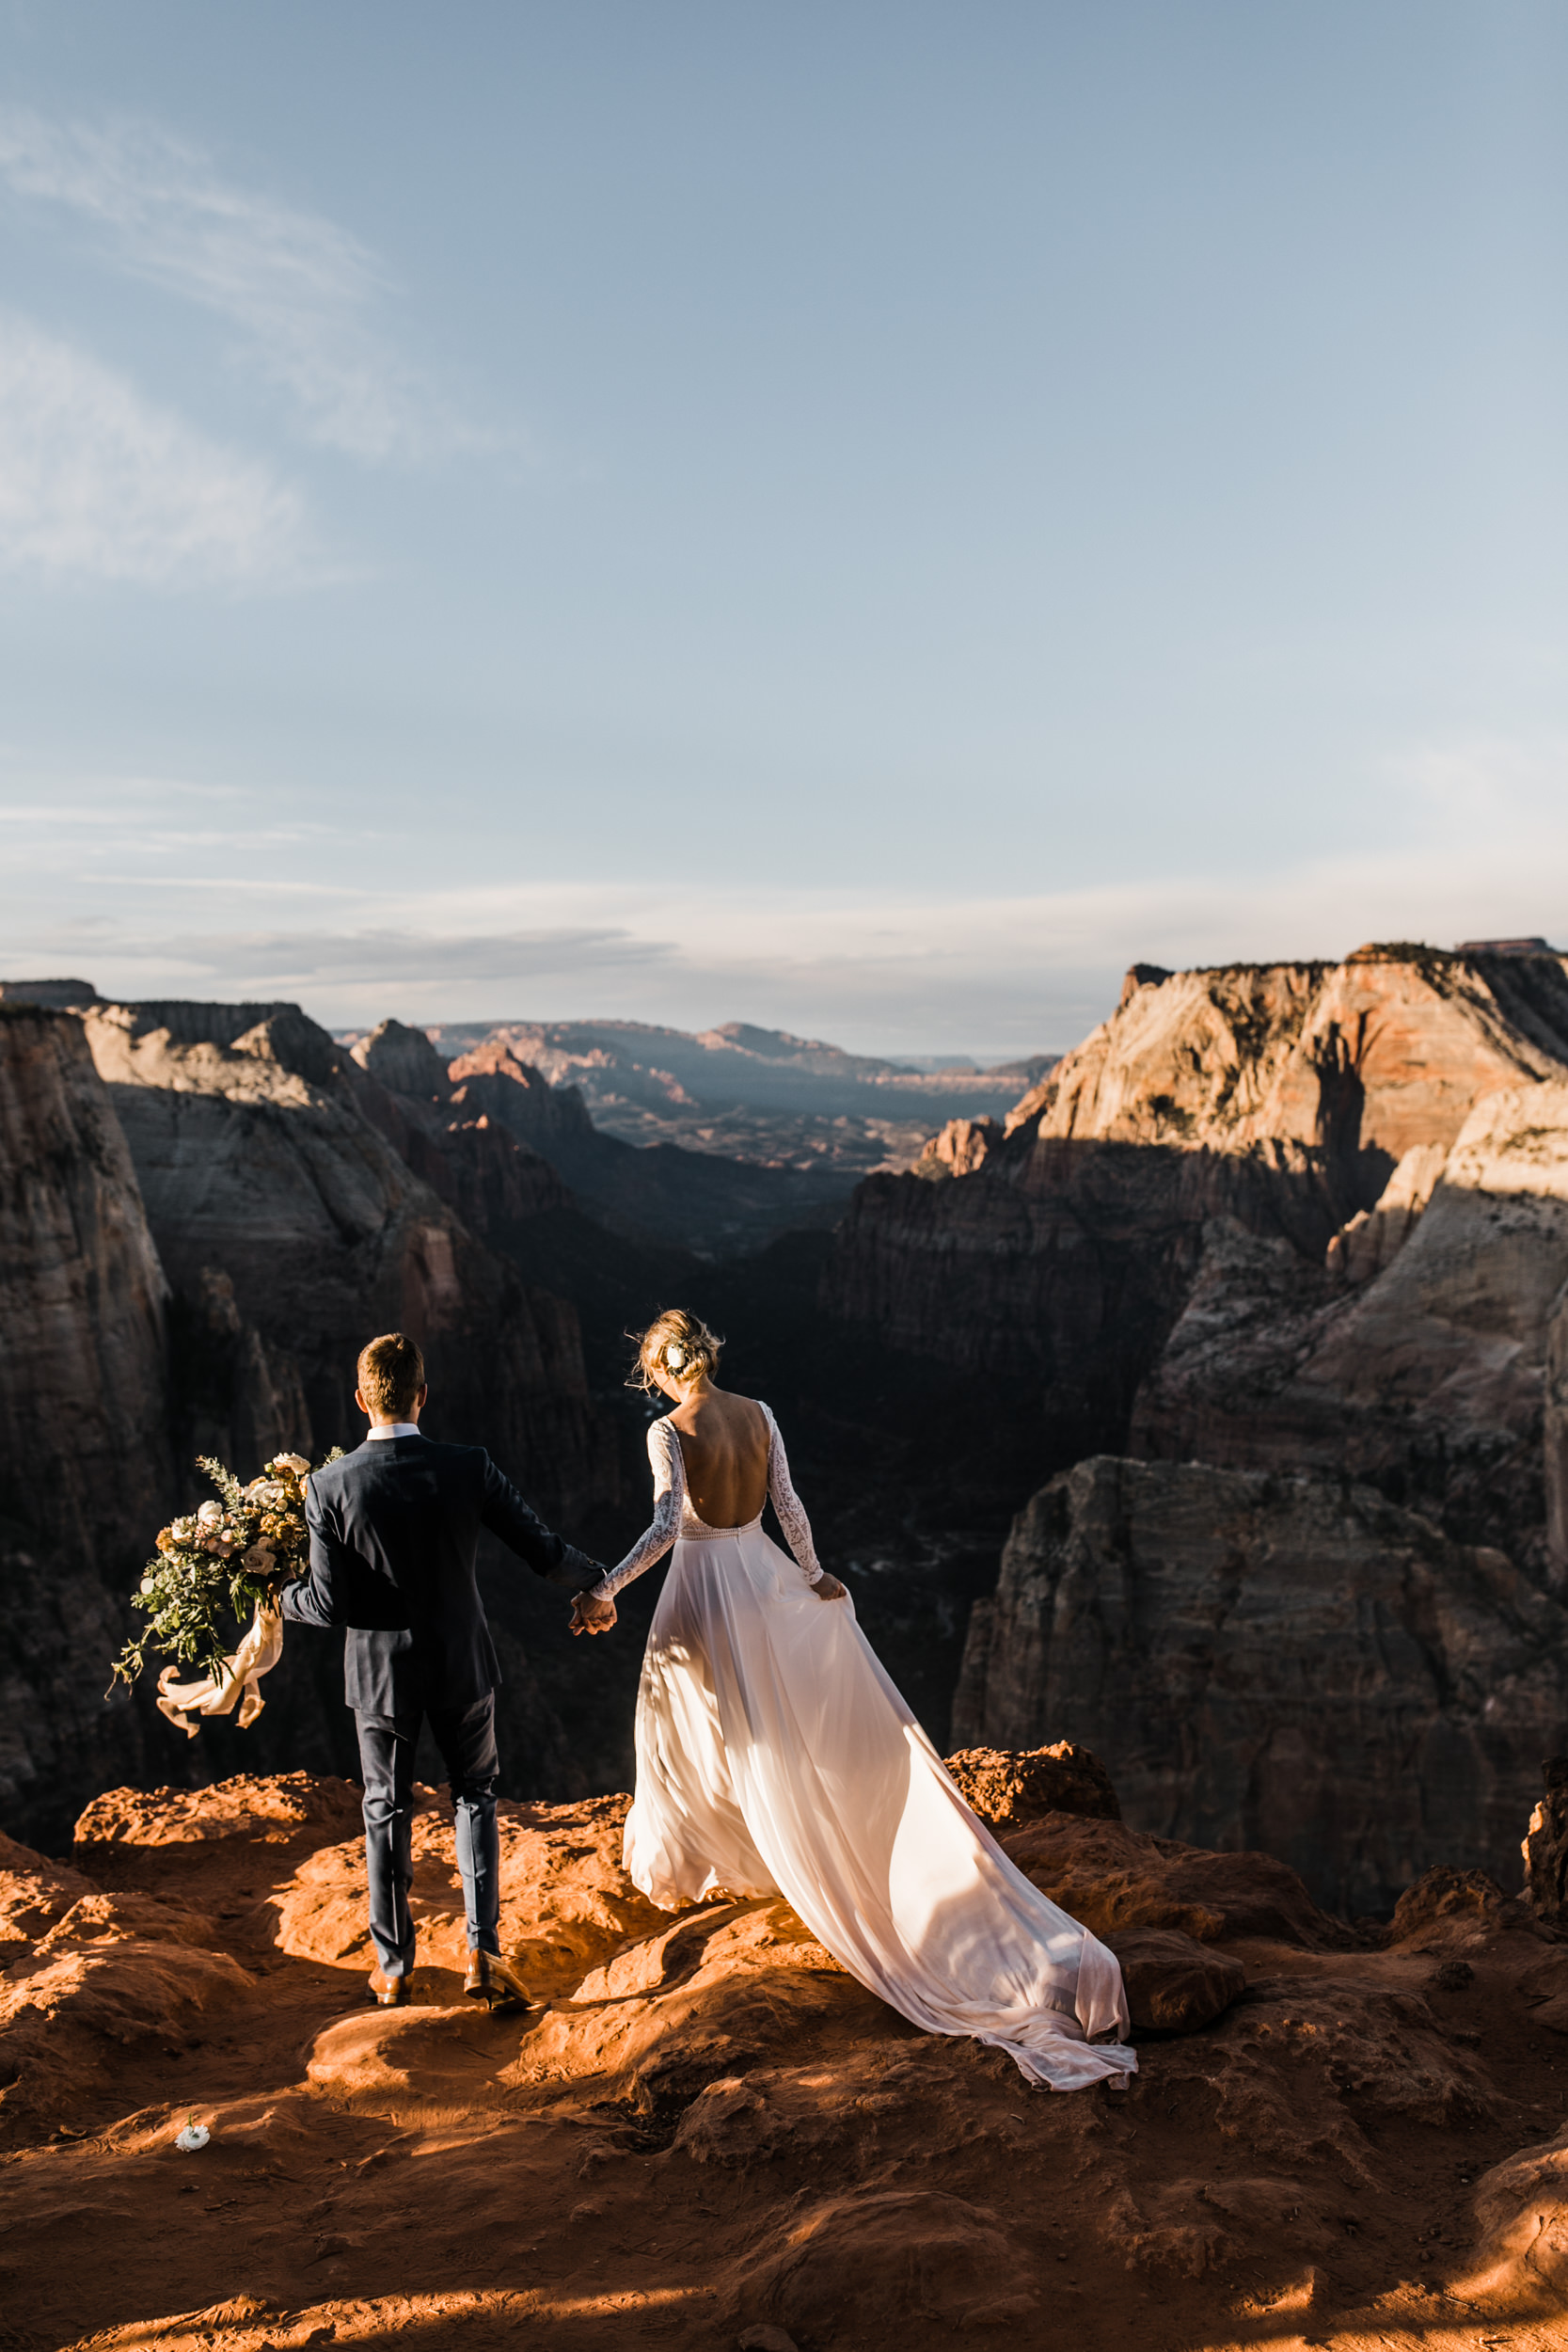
593, 1403, 823, 1598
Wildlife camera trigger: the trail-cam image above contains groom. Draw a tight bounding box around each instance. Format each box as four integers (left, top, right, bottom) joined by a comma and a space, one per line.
280, 1330, 606, 2010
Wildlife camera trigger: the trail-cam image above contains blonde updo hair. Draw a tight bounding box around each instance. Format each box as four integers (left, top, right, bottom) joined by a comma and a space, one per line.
629, 1307, 723, 1392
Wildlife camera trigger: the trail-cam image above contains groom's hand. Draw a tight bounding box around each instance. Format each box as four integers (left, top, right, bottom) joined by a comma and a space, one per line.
571, 1590, 617, 1638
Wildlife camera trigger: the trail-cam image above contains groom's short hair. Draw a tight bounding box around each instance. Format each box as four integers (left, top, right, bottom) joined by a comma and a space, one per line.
357, 1331, 426, 1420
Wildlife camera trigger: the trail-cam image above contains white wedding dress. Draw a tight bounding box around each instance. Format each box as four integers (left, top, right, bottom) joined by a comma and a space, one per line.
592, 1406, 1137, 2091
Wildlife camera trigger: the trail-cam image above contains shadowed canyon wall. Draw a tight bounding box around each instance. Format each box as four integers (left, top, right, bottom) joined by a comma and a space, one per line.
953, 1454, 1568, 1914
0, 1009, 172, 1842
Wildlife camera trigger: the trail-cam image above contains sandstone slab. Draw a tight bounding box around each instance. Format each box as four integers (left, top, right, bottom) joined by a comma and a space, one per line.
996, 1810, 1334, 1947
1101, 1927, 1246, 2032
1466, 2120, 1568, 2316
944, 1740, 1121, 1826
3, 1766, 1565, 2350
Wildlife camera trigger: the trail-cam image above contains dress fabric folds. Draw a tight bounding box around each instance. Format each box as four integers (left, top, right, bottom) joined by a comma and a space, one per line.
597, 1412, 1137, 2091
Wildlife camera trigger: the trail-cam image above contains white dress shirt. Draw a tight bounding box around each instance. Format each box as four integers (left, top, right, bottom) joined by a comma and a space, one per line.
368, 1422, 421, 1440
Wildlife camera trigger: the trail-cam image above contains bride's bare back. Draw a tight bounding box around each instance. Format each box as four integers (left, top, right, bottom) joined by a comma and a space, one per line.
569, 1309, 847, 1638
667, 1384, 770, 1528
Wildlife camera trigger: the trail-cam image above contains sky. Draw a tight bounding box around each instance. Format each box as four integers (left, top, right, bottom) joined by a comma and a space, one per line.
0, 1, 1564, 1060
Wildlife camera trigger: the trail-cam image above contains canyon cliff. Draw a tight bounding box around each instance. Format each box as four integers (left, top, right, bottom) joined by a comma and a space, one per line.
827, 944, 1568, 1555
409, 1011, 1051, 1178
440, 1036, 858, 1255
0, 993, 643, 1843
1133, 1077, 1568, 1567
953, 1455, 1568, 1915
0, 1009, 172, 1844
76, 1000, 607, 1519
12, 944, 1568, 1939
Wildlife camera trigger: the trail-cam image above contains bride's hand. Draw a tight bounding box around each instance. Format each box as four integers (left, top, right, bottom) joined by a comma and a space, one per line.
812, 1574, 848, 1601
571, 1591, 617, 1637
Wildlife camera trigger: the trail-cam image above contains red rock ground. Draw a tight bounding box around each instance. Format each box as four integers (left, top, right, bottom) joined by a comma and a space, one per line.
3, 1768, 1568, 2351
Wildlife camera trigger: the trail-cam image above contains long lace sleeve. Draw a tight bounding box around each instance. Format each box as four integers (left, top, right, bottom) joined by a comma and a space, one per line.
762, 1406, 823, 1584
594, 1420, 685, 1598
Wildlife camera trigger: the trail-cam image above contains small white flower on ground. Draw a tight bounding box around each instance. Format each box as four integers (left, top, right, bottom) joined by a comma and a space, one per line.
175, 2122, 210, 2152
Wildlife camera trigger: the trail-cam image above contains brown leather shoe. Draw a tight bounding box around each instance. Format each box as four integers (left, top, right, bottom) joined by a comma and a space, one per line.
368, 1965, 411, 2008
464, 1949, 533, 2010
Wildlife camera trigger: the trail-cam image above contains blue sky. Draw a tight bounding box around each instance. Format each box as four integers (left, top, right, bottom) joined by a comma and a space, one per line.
0, 1, 1564, 1057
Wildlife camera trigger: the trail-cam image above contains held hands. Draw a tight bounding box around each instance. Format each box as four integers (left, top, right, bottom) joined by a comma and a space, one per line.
813, 1574, 848, 1601
571, 1589, 618, 1638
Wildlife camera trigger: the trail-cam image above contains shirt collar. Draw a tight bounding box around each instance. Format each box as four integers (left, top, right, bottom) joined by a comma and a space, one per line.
367, 1423, 422, 1441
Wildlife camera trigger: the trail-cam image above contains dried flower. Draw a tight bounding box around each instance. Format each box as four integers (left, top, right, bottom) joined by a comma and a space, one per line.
111, 1444, 343, 1697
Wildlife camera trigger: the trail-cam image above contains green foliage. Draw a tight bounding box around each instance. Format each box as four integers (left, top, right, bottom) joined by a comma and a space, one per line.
112, 1447, 343, 1692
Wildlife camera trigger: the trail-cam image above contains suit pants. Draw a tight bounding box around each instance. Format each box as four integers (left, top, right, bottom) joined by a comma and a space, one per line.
354, 1692, 501, 1978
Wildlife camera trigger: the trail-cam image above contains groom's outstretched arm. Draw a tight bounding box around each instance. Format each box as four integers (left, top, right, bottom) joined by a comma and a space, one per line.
480, 1454, 603, 1592
278, 1477, 350, 1628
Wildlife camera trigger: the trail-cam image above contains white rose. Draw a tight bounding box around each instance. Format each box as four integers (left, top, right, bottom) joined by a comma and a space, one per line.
271, 1454, 311, 1477
197, 1501, 224, 1526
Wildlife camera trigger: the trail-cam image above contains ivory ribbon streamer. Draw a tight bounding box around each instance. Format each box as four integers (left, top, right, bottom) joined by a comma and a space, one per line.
156, 1603, 283, 1737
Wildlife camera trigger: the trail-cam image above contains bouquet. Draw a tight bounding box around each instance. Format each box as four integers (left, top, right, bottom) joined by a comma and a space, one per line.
113, 1449, 340, 1733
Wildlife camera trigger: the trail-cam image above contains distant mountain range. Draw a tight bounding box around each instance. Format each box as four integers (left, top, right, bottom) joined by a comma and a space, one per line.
335, 1015, 1055, 1177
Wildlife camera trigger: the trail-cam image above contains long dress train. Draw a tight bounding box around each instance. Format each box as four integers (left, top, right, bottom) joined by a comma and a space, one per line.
590, 1407, 1136, 2091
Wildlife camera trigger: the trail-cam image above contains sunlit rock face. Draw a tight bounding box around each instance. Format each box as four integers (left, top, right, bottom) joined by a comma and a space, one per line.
5, 1762, 1566, 2351
0, 1007, 173, 1843
76, 999, 607, 1523
953, 1455, 1568, 1916
349, 1014, 450, 1100
828, 944, 1568, 1556
347, 1021, 576, 1264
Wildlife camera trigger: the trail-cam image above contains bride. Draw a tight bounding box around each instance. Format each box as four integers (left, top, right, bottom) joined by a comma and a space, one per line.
570, 1309, 1136, 2091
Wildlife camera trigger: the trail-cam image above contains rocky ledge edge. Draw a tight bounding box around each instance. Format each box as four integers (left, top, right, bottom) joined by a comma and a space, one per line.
2, 1747, 1568, 2352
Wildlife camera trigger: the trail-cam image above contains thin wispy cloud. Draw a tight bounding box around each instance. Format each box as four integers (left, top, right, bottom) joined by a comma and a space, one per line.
0, 310, 309, 585
4, 737, 1564, 1052
0, 111, 492, 465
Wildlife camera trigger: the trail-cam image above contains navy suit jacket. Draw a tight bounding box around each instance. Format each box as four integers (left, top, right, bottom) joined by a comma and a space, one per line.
279, 1434, 601, 1715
